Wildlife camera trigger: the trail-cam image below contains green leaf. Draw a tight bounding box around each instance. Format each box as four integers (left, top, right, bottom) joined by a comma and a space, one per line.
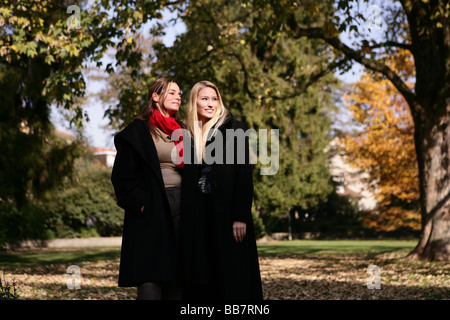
45, 54, 55, 65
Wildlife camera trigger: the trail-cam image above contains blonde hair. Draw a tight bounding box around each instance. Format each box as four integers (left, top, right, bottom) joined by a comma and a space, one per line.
187, 81, 229, 163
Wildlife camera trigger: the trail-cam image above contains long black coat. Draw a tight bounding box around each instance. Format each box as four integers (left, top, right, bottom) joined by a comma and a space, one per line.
181, 114, 263, 300
111, 119, 177, 287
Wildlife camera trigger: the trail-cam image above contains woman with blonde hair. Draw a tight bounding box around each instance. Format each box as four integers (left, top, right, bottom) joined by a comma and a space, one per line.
181, 80, 263, 300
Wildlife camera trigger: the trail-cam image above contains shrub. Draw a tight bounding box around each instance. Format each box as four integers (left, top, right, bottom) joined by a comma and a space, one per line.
0, 201, 48, 248
0, 271, 16, 300
41, 157, 123, 238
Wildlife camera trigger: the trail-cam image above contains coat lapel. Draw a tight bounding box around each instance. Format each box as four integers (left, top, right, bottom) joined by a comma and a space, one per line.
116, 119, 167, 193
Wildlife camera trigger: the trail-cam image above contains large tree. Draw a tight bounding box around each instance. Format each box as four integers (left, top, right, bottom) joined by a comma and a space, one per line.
229, 0, 449, 261
0, 0, 177, 207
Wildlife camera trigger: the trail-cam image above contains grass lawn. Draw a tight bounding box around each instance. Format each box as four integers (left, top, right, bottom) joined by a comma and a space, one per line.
1, 239, 418, 265
0, 247, 121, 266
1, 239, 449, 300
257, 239, 418, 256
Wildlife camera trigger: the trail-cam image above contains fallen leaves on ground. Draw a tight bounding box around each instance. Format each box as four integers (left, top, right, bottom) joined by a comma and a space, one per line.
2, 248, 449, 300
260, 251, 449, 300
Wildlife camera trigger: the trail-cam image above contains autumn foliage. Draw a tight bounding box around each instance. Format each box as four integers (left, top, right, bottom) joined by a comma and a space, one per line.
342, 50, 420, 232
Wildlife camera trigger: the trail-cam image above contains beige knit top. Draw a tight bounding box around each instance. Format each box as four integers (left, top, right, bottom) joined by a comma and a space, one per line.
152, 127, 182, 187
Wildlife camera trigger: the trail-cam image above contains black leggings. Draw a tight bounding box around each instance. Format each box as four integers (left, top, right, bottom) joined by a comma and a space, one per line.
137, 281, 181, 300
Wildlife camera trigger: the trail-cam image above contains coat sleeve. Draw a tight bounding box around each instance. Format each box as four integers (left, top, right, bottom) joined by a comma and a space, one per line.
231, 120, 254, 224
111, 135, 147, 213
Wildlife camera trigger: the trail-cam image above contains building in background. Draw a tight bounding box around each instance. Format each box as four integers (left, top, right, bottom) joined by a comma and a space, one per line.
91, 147, 116, 168
56, 129, 116, 168
326, 137, 378, 211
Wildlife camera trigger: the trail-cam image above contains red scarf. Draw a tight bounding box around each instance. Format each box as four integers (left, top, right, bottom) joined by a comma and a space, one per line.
149, 109, 184, 168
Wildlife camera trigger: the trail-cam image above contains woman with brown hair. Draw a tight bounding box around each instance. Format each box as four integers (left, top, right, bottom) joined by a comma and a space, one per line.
111, 78, 184, 299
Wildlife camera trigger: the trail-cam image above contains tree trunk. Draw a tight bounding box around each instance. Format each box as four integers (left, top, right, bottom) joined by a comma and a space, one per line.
408, 99, 450, 261
281, 0, 450, 260
406, 0, 450, 260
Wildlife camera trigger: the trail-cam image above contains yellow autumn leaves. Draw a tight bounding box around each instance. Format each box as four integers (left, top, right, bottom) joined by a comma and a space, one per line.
342, 50, 421, 232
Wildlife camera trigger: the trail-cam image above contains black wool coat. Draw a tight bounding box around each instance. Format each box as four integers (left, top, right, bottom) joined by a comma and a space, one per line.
181, 114, 263, 300
111, 119, 177, 287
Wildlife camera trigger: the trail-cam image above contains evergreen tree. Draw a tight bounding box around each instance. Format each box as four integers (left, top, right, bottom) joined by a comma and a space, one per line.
150, 0, 338, 232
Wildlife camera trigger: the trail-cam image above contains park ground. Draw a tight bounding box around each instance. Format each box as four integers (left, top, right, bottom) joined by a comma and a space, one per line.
1, 239, 449, 300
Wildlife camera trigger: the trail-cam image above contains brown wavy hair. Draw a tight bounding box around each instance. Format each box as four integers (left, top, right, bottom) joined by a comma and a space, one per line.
136, 78, 184, 135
